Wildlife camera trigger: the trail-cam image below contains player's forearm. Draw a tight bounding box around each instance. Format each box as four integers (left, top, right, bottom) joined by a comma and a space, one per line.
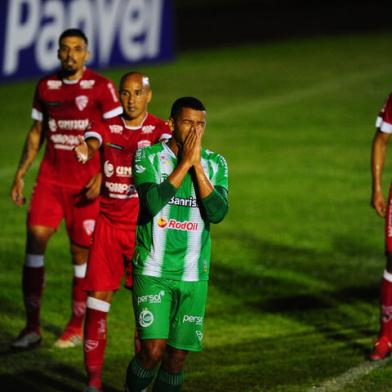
201, 186, 228, 223
168, 160, 192, 189
192, 163, 214, 199
371, 133, 388, 192
137, 180, 178, 217
14, 124, 42, 179
85, 138, 100, 160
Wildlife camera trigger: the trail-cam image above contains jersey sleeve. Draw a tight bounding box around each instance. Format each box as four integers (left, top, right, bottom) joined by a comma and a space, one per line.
211, 154, 229, 191
97, 79, 123, 119
84, 120, 106, 147
376, 94, 392, 133
31, 82, 44, 122
133, 147, 159, 186
155, 121, 172, 142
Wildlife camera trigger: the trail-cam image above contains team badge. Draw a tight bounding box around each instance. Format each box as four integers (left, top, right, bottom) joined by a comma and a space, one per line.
75, 95, 89, 111
83, 219, 95, 236
137, 140, 151, 149
139, 309, 154, 327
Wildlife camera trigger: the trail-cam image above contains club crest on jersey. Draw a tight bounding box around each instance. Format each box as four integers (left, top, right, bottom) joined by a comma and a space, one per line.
142, 125, 155, 134
109, 125, 123, 134
138, 140, 151, 149
83, 219, 95, 236
75, 95, 88, 111
80, 80, 96, 89
47, 80, 62, 89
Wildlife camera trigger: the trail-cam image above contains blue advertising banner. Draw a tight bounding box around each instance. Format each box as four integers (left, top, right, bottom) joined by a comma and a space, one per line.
0, 0, 173, 82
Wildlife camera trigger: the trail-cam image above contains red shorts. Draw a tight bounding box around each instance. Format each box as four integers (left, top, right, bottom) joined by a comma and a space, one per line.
27, 180, 99, 247
84, 215, 136, 291
386, 186, 392, 253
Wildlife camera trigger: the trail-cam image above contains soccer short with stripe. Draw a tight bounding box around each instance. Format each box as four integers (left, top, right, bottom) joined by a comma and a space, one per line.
84, 215, 135, 291
132, 274, 208, 352
27, 179, 99, 247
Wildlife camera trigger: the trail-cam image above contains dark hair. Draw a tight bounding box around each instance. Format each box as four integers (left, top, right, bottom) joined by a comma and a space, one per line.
59, 28, 88, 46
170, 97, 206, 120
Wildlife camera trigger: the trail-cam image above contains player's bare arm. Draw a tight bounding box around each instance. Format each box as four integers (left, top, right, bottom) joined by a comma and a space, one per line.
84, 172, 102, 200
371, 130, 390, 217
74, 135, 100, 164
11, 120, 43, 206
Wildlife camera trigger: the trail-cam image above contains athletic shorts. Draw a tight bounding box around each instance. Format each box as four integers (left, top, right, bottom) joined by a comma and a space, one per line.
84, 215, 136, 291
386, 185, 392, 253
132, 274, 208, 352
27, 179, 99, 247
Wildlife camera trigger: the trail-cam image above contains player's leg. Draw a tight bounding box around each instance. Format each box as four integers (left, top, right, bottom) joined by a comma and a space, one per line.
152, 280, 208, 390
371, 185, 392, 360
125, 275, 171, 391
83, 218, 126, 391
12, 181, 62, 349
55, 192, 99, 348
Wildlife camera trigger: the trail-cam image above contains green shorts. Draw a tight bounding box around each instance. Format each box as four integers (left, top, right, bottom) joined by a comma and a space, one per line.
132, 274, 208, 352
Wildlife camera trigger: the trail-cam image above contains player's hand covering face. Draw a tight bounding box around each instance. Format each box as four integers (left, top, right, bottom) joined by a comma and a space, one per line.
58, 36, 89, 76
119, 75, 152, 124
172, 108, 206, 147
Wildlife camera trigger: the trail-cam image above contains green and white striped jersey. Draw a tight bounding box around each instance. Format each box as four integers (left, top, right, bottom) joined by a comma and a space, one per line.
132, 142, 228, 281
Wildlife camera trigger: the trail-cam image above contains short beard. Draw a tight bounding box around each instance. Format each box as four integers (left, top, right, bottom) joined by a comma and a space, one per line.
61, 67, 77, 78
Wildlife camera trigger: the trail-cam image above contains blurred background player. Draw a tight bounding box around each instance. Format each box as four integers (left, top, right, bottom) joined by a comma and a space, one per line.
370, 93, 392, 360
125, 97, 228, 391
74, 72, 171, 392
10, 28, 123, 349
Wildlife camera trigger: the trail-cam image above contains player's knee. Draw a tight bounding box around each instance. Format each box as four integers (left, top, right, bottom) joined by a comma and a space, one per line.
141, 340, 166, 367
27, 226, 54, 253
165, 347, 188, 373
70, 243, 89, 265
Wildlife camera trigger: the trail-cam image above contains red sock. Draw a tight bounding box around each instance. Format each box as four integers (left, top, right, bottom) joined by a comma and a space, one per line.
66, 276, 87, 331
380, 273, 392, 339
23, 265, 44, 332
84, 306, 108, 390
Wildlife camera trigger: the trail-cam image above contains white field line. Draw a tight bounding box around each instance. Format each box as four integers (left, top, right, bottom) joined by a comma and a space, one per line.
308, 357, 392, 392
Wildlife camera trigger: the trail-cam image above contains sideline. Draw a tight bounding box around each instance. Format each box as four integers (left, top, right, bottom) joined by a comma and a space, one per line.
308, 357, 392, 392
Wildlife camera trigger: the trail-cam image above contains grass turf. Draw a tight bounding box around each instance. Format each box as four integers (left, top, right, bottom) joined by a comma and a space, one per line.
1, 31, 392, 391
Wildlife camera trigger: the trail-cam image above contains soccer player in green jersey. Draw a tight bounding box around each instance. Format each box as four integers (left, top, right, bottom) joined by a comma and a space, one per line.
125, 97, 229, 391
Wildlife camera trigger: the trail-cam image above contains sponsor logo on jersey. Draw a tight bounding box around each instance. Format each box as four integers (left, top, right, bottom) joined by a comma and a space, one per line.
196, 330, 203, 341
48, 118, 89, 131
83, 219, 96, 236
162, 219, 199, 231
80, 80, 96, 89
51, 134, 81, 149
141, 125, 155, 134
47, 80, 62, 89
109, 125, 123, 134
183, 315, 203, 325
137, 140, 151, 149
168, 196, 198, 208
105, 181, 136, 195
157, 217, 167, 228
137, 290, 165, 305
75, 95, 89, 111
139, 308, 154, 328
104, 160, 132, 178
104, 161, 114, 177
107, 82, 119, 103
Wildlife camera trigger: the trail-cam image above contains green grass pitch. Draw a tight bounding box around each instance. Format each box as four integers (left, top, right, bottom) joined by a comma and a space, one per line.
1, 31, 392, 391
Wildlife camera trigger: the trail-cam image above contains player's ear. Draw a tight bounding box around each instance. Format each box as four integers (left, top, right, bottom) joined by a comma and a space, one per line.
168, 117, 175, 132
85, 50, 91, 63
146, 89, 152, 103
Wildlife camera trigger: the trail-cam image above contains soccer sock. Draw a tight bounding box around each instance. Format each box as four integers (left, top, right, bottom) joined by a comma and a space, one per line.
380, 270, 392, 339
125, 356, 157, 391
84, 297, 110, 390
152, 368, 184, 392
67, 263, 88, 331
23, 254, 45, 333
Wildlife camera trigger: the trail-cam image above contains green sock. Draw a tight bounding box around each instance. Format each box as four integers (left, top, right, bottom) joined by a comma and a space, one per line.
125, 356, 157, 392
152, 368, 184, 392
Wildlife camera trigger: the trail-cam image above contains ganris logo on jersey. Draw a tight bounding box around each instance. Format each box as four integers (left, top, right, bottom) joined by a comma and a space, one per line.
157, 218, 199, 231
